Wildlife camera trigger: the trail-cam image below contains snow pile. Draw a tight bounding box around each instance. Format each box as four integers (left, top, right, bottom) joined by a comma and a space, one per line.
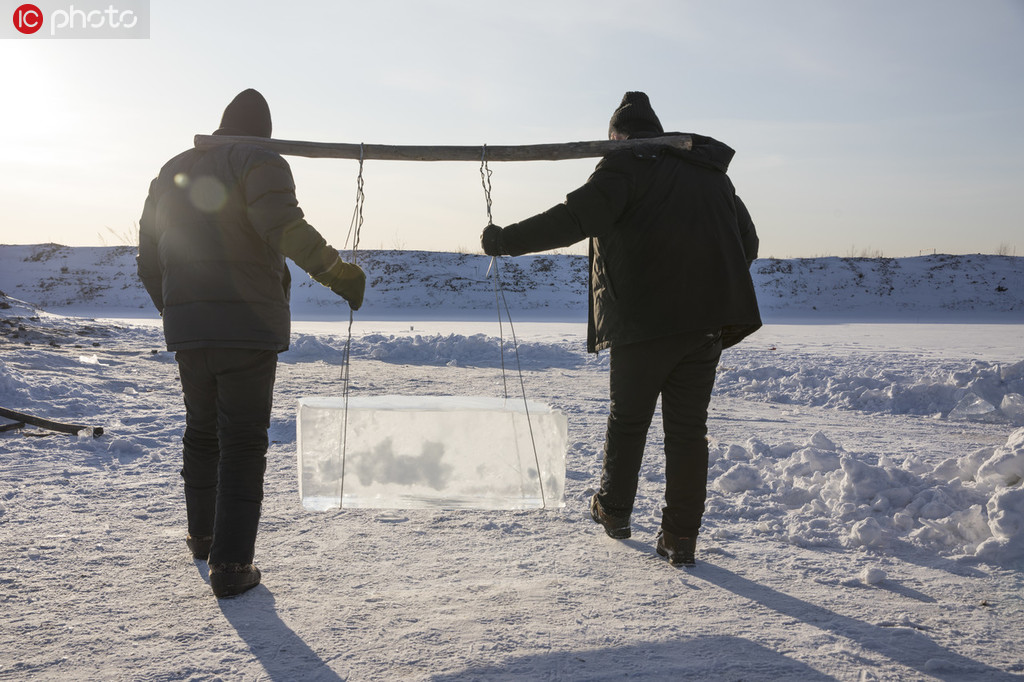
0, 355, 67, 405
717, 356, 1024, 426
705, 428, 1024, 565
284, 332, 1024, 425
933, 427, 1024, 564
282, 332, 589, 369
859, 566, 887, 585
356, 333, 586, 369
0, 358, 29, 400
280, 334, 347, 364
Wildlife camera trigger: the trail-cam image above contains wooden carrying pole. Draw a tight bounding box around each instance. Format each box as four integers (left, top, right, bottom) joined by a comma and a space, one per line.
193, 134, 692, 162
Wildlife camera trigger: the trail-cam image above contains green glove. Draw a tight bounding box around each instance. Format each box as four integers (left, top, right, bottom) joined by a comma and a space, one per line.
314, 258, 366, 310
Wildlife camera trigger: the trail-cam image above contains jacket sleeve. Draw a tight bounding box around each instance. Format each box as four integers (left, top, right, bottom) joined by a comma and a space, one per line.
242, 150, 342, 276
499, 203, 586, 256
734, 194, 759, 266
136, 176, 165, 313
500, 154, 633, 256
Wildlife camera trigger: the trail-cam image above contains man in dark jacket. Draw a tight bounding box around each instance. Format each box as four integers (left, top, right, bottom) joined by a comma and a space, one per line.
481, 91, 761, 566
137, 88, 364, 597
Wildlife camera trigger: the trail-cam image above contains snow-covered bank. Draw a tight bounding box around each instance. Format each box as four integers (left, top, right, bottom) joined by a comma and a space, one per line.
1, 244, 1021, 321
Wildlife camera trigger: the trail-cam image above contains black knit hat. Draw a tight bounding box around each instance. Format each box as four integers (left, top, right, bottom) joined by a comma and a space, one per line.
214, 88, 272, 137
608, 91, 663, 138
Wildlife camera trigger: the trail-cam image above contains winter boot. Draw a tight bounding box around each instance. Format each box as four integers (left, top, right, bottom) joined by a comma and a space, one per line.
209, 563, 262, 598
590, 493, 631, 539
186, 535, 213, 561
656, 529, 696, 567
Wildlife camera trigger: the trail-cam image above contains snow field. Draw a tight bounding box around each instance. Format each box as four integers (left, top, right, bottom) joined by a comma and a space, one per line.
2, 324, 1023, 571
1, 301, 1022, 678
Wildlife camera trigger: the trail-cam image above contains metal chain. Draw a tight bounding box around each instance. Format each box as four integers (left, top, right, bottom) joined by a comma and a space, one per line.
338, 144, 365, 509
480, 146, 546, 508
480, 144, 494, 226
345, 147, 366, 263
481, 147, 508, 398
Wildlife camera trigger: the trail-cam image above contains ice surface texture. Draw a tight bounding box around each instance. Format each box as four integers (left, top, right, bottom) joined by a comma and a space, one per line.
297, 395, 567, 510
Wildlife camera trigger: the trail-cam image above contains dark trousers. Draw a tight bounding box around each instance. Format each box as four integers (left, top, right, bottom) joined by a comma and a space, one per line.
598, 331, 722, 538
175, 348, 278, 565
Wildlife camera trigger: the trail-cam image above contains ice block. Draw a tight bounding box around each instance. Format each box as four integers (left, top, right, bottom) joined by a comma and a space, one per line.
297, 395, 567, 510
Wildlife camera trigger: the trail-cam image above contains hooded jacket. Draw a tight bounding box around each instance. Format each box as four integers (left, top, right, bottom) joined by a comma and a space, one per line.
498, 132, 761, 352
137, 90, 340, 351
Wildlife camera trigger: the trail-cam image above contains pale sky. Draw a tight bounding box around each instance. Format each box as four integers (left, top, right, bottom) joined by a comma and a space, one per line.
2, 0, 1022, 258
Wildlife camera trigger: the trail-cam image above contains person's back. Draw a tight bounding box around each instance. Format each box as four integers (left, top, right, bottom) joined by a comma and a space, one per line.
137, 88, 364, 598
139, 90, 360, 351
142, 141, 331, 350
481, 91, 761, 566
579, 133, 760, 351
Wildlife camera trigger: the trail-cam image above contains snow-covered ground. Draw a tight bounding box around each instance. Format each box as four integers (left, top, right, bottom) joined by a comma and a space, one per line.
1, 246, 1023, 680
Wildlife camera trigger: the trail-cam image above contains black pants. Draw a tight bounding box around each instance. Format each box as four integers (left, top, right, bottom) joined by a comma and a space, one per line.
175, 348, 278, 565
597, 331, 722, 538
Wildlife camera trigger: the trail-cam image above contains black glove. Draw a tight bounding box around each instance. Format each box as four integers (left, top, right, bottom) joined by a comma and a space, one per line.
481, 223, 506, 257
313, 257, 366, 310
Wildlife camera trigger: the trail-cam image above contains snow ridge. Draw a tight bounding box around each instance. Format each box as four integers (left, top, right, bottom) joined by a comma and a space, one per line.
0, 244, 1021, 319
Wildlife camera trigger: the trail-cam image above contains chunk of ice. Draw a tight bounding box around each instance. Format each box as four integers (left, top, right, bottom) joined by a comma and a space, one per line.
1000, 393, 1024, 424
948, 392, 999, 422
297, 395, 567, 510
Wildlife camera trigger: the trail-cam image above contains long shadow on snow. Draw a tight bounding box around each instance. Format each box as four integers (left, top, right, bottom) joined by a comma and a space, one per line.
216, 583, 343, 682
885, 538, 987, 578
694, 562, 1015, 681
430, 635, 831, 681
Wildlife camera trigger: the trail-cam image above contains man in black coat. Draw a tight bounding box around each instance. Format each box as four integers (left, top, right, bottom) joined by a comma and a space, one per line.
481, 91, 761, 566
138, 89, 364, 597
